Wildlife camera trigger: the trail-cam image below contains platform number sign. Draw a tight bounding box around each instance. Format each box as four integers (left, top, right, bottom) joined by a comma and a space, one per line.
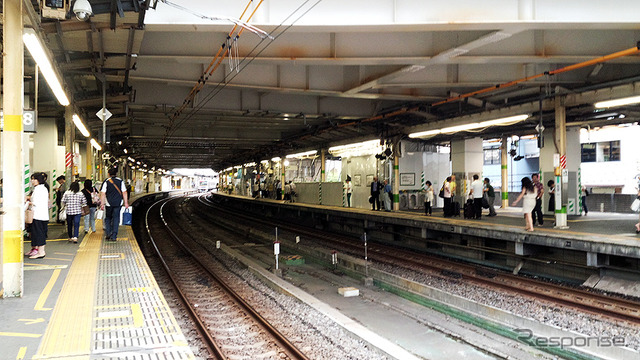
23, 111, 36, 132
0, 110, 37, 132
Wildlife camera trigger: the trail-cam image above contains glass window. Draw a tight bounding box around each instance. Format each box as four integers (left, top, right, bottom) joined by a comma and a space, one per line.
609, 140, 620, 161
484, 148, 500, 165
581, 143, 596, 162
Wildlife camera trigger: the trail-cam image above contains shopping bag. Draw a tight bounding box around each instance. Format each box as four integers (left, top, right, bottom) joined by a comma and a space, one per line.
122, 208, 132, 226
25, 205, 34, 224
631, 198, 640, 213
95, 209, 104, 220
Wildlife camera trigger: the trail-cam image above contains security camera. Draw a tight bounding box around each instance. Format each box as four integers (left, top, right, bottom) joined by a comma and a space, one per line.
73, 0, 93, 21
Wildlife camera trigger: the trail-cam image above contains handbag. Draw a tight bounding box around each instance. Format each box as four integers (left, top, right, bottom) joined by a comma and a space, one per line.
631, 198, 640, 213
25, 204, 34, 224
438, 185, 445, 199
95, 209, 104, 220
81, 205, 90, 216
122, 208, 132, 226
482, 194, 490, 209
58, 207, 67, 222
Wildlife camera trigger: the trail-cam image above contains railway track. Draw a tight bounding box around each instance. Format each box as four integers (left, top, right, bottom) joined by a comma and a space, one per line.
144, 198, 309, 360
195, 194, 640, 325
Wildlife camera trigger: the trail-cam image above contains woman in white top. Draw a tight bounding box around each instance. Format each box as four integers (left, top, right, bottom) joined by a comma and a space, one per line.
512, 177, 537, 232
423, 181, 434, 216
27, 173, 49, 258
345, 176, 353, 207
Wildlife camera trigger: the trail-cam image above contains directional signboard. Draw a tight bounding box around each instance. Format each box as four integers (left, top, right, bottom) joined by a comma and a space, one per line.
96, 107, 112, 121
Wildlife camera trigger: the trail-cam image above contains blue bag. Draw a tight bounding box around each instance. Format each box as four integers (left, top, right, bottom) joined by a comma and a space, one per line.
122, 208, 132, 226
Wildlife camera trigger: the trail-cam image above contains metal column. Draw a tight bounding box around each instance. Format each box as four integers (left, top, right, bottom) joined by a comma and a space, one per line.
501, 135, 509, 208
393, 152, 399, 211
555, 97, 569, 228
65, 106, 74, 182
2, 0, 24, 297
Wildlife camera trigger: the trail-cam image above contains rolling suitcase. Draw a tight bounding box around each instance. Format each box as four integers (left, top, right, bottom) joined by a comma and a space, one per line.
464, 199, 475, 219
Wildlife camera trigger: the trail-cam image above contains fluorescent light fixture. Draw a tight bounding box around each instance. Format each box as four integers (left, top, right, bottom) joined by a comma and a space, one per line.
123, 148, 128, 154
271, 157, 282, 162
244, 162, 257, 167
409, 114, 529, 138
595, 96, 640, 109
408, 129, 441, 138
90, 138, 102, 150
286, 150, 317, 158
328, 139, 382, 158
72, 114, 90, 137
260, 160, 269, 164
23, 28, 69, 106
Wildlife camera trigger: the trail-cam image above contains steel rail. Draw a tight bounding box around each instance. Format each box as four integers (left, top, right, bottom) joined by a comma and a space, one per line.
196, 194, 640, 325
154, 197, 310, 360
144, 199, 226, 360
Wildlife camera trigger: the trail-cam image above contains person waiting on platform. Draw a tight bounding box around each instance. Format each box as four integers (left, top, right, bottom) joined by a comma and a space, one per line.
100, 167, 129, 241
284, 181, 292, 201
62, 181, 87, 244
370, 176, 382, 211
442, 176, 452, 217
531, 173, 544, 226
54, 175, 67, 224
290, 181, 297, 202
469, 174, 483, 219
512, 177, 537, 232
344, 176, 353, 207
82, 179, 100, 234
581, 186, 589, 216
483, 178, 497, 217
382, 179, 392, 211
26, 173, 49, 258
423, 180, 433, 216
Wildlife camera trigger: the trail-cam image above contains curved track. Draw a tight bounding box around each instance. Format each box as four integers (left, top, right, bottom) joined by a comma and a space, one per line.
144, 198, 309, 360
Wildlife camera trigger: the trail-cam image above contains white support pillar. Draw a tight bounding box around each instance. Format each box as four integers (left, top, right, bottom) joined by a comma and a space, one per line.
451, 137, 484, 199
2, 0, 24, 297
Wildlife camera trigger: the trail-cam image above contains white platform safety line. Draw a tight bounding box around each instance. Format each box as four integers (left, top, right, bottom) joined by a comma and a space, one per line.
93, 228, 194, 359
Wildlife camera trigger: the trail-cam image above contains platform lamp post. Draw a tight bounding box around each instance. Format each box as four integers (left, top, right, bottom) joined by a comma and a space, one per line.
554, 98, 569, 228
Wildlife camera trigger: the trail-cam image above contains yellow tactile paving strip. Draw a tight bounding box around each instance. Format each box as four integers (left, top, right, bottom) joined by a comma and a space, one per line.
35, 228, 101, 359
35, 223, 195, 359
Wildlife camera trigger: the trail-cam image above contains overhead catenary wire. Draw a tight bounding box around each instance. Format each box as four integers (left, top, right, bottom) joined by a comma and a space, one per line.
157, 0, 267, 151
166, 0, 323, 141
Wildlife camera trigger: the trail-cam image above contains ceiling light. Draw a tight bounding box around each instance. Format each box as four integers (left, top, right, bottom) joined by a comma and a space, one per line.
409, 114, 529, 138
72, 114, 90, 137
271, 157, 281, 162
286, 150, 317, 158
90, 138, 102, 151
408, 129, 441, 138
284, 159, 290, 166
23, 28, 69, 106
595, 96, 640, 109
123, 148, 128, 154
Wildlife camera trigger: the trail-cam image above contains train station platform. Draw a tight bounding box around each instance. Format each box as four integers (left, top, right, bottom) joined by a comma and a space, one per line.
210, 193, 640, 293
0, 220, 195, 360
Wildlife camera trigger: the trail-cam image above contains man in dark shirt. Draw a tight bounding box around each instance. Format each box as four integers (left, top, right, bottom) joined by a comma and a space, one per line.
531, 173, 545, 226
100, 168, 129, 241
370, 176, 382, 211
483, 178, 497, 216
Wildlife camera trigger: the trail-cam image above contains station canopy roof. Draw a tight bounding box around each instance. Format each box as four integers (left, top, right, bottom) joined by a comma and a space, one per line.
19, 0, 640, 170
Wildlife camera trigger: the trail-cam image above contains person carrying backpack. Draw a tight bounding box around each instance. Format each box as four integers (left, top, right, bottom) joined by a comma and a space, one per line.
100, 168, 129, 241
